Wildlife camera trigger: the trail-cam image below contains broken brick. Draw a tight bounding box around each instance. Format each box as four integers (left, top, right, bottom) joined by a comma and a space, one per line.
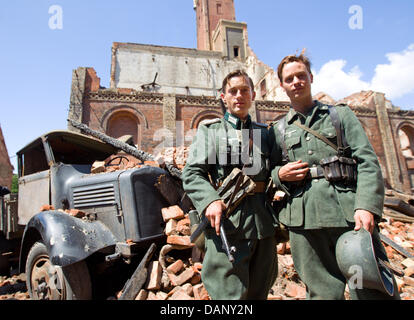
145, 261, 162, 291
193, 283, 210, 300
167, 259, 184, 274
65, 209, 86, 218
172, 268, 195, 287
156, 291, 168, 300
182, 283, 194, 297
167, 235, 194, 247
284, 282, 306, 299
168, 288, 194, 300
162, 205, 185, 222
190, 272, 201, 285
404, 266, 414, 277
402, 258, 414, 269
165, 219, 178, 236
40, 204, 55, 212
91, 161, 106, 174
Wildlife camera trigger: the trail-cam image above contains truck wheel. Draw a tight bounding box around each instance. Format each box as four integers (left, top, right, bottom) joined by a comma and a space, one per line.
26, 241, 92, 300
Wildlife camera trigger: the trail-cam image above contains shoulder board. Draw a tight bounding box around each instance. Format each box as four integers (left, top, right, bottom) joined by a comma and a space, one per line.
200, 118, 221, 126
252, 122, 269, 129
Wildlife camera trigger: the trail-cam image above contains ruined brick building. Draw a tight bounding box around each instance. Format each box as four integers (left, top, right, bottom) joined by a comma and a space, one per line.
0, 125, 14, 189
68, 0, 414, 195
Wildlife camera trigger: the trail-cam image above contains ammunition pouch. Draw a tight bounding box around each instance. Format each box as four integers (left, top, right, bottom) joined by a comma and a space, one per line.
320, 155, 357, 184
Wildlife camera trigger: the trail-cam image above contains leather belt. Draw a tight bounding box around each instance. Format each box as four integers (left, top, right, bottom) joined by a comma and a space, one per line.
248, 181, 266, 195
307, 166, 325, 179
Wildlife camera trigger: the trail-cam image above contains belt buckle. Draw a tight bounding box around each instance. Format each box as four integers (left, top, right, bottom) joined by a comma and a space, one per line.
310, 167, 318, 178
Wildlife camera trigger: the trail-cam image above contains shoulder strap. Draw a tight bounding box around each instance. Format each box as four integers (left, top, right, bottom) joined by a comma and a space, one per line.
327, 105, 348, 150
293, 121, 338, 152
275, 117, 290, 163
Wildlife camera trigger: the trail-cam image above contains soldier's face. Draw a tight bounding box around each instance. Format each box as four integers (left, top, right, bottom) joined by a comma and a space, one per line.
221, 76, 255, 120
280, 61, 313, 105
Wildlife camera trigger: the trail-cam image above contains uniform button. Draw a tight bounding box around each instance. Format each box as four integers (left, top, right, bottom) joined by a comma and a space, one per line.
314, 179, 319, 183
306, 136, 311, 141
308, 150, 313, 155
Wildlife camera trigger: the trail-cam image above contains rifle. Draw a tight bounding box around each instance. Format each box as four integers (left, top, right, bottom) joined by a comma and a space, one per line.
190, 168, 256, 262
67, 119, 182, 179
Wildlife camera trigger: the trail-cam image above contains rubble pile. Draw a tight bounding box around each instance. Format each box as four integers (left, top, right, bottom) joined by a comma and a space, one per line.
90, 146, 190, 175
379, 217, 414, 299
123, 205, 210, 300
154, 146, 189, 170
0, 273, 29, 300
268, 242, 307, 300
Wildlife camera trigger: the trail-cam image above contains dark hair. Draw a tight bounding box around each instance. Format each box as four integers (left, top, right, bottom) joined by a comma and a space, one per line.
221, 70, 254, 93
277, 50, 312, 82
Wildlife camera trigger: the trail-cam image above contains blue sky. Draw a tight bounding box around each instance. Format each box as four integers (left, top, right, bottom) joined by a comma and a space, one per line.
1, 0, 414, 172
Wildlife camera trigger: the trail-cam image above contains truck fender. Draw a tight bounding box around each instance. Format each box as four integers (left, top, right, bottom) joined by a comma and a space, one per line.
20, 210, 117, 270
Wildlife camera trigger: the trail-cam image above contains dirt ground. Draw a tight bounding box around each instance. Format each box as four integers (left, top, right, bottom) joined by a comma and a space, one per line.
1, 217, 413, 301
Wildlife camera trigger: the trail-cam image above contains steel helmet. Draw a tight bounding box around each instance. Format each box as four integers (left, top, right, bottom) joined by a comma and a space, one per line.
335, 228, 394, 296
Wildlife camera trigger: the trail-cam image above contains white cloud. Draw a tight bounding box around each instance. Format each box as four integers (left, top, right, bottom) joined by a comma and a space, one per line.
371, 44, 414, 99
312, 44, 414, 102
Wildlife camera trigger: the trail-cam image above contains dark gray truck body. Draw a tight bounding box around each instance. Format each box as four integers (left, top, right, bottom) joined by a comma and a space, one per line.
0, 130, 168, 298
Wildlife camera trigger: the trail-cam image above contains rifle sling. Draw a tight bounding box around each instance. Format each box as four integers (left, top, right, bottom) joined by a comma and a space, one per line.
292, 120, 338, 152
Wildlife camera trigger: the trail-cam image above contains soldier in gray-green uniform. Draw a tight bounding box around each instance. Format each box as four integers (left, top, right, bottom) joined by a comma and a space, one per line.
182, 70, 278, 300
269, 53, 400, 300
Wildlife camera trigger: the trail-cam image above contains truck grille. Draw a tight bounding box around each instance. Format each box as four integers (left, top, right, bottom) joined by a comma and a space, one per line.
72, 184, 116, 208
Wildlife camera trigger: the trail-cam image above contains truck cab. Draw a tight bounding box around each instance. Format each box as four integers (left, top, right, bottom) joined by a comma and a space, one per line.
14, 130, 168, 299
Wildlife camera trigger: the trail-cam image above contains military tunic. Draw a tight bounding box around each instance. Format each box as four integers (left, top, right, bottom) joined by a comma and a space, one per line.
182, 112, 277, 300
269, 101, 399, 299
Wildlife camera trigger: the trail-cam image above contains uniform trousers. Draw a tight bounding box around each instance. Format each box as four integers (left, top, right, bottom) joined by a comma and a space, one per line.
201, 231, 278, 300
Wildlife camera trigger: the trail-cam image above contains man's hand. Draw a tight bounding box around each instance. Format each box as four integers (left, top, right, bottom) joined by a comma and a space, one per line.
278, 160, 309, 182
354, 209, 375, 234
205, 200, 227, 236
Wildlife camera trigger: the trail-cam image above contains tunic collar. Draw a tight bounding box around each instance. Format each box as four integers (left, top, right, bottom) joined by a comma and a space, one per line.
286, 100, 329, 124
224, 112, 252, 129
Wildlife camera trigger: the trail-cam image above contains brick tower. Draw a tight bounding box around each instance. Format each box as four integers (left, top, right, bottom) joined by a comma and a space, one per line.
194, 0, 236, 51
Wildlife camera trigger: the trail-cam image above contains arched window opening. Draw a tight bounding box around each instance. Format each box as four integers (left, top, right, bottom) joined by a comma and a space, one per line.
107, 112, 139, 146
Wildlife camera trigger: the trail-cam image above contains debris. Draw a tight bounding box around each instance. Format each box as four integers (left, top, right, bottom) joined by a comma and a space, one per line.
40, 204, 55, 211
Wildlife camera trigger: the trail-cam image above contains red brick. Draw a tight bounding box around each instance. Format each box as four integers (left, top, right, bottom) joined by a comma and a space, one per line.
91, 161, 106, 174
166, 235, 194, 247
40, 204, 55, 212
162, 206, 185, 222
165, 219, 178, 236
193, 262, 203, 271
190, 272, 201, 285
173, 268, 195, 286
404, 266, 414, 277
167, 259, 184, 274
66, 209, 86, 218
168, 288, 194, 300
284, 282, 306, 299
193, 283, 210, 300
145, 261, 162, 291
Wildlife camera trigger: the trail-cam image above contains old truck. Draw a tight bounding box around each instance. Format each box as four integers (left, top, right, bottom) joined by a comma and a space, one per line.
0, 130, 173, 299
